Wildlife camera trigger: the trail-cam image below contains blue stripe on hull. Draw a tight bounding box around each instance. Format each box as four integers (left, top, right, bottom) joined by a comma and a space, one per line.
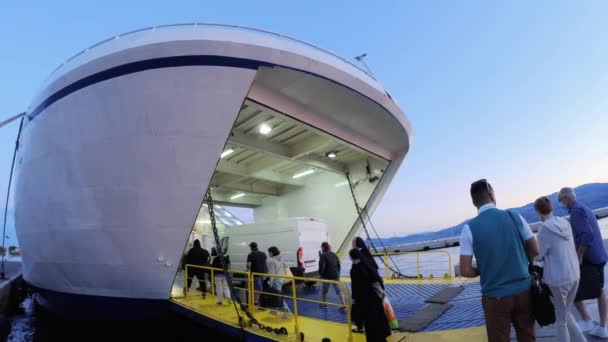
29, 55, 272, 120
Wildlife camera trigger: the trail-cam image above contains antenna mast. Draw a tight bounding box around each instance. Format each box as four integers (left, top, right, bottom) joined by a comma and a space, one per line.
355, 53, 375, 77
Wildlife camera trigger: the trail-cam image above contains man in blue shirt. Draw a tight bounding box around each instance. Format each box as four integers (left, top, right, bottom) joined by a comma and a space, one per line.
460, 179, 539, 342
558, 187, 608, 338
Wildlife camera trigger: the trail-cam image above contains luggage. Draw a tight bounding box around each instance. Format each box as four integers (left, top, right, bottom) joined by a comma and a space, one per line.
260, 282, 283, 308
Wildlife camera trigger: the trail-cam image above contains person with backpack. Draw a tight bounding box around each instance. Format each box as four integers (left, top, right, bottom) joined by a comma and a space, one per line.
211, 247, 231, 305
319, 242, 346, 311
183, 239, 211, 297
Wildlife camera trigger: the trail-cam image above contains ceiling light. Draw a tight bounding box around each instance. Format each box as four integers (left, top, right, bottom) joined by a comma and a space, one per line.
334, 181, 349, 187
259, 123, 272, 135
230, 193, 245, 200
220, 149, 234, 158
326, 151, 337, 159
293, 169, 315, 179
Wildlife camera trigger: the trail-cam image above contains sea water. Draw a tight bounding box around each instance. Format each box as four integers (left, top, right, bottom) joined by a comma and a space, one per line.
341, 217, 608, 278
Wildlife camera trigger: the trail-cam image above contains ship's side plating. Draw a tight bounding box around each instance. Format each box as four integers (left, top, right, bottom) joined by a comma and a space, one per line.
13, 25, 412, 317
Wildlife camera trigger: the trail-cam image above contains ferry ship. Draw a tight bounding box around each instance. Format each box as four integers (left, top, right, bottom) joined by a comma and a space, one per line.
12, 23, 412, 319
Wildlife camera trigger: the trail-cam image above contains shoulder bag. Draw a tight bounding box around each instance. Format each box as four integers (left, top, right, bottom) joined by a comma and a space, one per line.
508, 211, 555, 326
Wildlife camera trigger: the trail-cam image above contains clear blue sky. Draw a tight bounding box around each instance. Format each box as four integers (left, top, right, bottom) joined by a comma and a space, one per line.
1, 1, 607, 238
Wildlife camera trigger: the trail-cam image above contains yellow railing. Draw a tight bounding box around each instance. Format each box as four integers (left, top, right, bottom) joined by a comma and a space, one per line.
183, 265, 251, 304
372, 251, 453, 280
183, 264, 354, 342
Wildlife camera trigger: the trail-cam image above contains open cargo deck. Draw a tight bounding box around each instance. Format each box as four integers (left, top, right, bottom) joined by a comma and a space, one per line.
171, 275, 486, 341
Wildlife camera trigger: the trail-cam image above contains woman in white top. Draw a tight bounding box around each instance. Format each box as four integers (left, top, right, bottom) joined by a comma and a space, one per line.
266, 246, 291, 314
534, 196, 586, 342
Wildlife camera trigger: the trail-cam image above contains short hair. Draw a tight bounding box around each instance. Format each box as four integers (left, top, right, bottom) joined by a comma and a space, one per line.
470, 179, 493, 206
268, 246, 280, 256
559, 187, 576, 200
534, 196, 553, 215
321, 242, 330, 251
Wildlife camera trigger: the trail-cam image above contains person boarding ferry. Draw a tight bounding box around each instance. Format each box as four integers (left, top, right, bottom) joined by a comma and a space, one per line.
558, 187, 608, 338
460, 179, 539, 342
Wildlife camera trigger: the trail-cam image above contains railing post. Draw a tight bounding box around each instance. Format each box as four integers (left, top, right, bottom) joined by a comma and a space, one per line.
344, 282, 353, 342
184, 265, 188, 297
384, 254, 390, 280
249, 272, 254, 308
416, 253, 420, 279
447, 252, 452, 279
210, 268, 215, 297
291, 278, 300, 338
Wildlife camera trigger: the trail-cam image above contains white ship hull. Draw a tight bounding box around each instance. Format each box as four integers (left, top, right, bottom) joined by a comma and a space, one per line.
13, 24, 412, 317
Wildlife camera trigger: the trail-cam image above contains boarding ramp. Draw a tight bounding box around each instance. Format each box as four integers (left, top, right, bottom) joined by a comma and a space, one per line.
171, 261, 489, 341
173, 264, 356, 341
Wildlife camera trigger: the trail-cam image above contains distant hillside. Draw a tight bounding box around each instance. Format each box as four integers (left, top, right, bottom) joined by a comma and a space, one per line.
377, 183, 608, 246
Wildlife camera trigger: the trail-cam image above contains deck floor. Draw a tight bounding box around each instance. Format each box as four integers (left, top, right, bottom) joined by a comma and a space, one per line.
171, 291, 490, 341
171, 272, 487, 341
171, 271, 608, 341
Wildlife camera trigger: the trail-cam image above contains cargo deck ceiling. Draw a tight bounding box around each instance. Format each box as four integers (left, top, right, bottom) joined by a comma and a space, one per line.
209, 99, 387, 207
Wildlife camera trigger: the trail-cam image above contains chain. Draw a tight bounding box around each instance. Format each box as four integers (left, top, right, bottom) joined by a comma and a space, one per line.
206, 189, 289, 336
345, 173, 411, 279
205, 189, 246, 334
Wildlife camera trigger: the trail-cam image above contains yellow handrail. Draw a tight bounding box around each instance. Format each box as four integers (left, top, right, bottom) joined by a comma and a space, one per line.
183, 264, 250, 303
182, 265, 354, 341
372, 250, 453, 280
250, 271, 353, 342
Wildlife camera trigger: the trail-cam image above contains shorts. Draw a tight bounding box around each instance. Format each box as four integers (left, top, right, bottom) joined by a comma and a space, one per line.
253, 276, 264, 291
575, 261, 605, 301
322, 281, 343, 296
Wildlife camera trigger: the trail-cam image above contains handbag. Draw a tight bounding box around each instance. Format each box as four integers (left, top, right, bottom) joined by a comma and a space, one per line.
282, 263, 294, 285
508, 211, 556, 326
371, 281, 385, 300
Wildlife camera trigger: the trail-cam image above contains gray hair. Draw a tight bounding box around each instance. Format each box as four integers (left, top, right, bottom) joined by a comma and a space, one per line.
559, 187, 576, 200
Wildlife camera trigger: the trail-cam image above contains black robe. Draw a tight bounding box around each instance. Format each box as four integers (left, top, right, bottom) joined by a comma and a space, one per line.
350, 261, 391, 342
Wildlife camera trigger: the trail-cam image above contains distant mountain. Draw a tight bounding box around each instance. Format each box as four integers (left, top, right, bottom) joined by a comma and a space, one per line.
377, 183, 608, 247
